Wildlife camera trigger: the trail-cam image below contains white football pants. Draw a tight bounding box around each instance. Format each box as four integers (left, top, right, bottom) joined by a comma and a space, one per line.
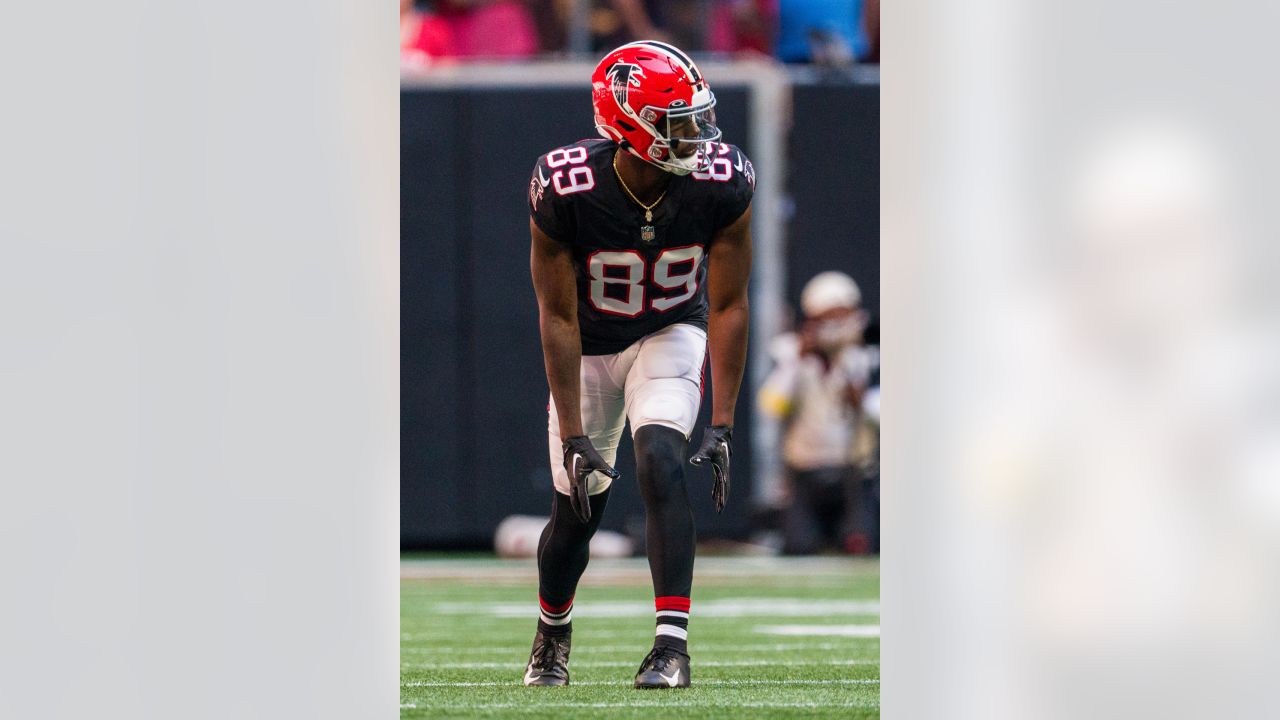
548, 322, 707, 496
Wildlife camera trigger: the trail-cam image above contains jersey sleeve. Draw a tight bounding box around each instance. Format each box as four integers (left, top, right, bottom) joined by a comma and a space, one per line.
528, 154, 575, 243
715, 145, 756, 230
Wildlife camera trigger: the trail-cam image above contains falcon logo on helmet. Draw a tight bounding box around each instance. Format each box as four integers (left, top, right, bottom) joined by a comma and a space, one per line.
606, 62, 645, 112
591, 41, 722, 176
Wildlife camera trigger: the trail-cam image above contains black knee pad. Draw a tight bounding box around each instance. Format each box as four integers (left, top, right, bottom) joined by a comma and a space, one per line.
633, 424, 689, 503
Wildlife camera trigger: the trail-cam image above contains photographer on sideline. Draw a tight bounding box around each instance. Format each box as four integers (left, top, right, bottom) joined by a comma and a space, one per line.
759, 271, 879, 554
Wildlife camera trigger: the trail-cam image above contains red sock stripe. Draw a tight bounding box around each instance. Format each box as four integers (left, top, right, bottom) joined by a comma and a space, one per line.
655, 596, 691, 612
539, 595, 574, 615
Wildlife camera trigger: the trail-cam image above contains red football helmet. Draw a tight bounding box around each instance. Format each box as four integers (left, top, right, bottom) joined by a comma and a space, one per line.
591, 41, 721, 175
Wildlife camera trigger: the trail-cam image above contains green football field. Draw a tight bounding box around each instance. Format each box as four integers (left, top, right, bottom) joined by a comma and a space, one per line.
401, 555, 880, 718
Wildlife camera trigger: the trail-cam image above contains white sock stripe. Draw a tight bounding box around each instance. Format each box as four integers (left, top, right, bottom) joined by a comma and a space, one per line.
656, 610, 689, 619
655, 624, 688, 640
540, 611, 572, 626
541, 606, 572, 619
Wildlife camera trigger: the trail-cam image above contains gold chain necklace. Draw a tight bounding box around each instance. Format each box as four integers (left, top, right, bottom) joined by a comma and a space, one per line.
613, 152, 667, 223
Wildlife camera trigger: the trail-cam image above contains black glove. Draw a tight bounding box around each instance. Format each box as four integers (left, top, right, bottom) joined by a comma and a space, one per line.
561, 436, 620, 523
690, 426, 732, 512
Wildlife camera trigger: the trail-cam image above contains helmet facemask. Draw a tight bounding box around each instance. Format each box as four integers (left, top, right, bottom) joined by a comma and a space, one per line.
633, 92, 722, 176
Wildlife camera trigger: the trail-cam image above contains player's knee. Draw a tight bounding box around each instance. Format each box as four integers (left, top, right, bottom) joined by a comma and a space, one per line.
633, 424, 688, 503
632, 392, 696, 436
551, 488, 610, 536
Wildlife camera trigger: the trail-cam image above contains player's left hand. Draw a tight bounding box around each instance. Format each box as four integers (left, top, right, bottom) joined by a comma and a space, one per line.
561, 435, 618, 523
690, 426, 732, 512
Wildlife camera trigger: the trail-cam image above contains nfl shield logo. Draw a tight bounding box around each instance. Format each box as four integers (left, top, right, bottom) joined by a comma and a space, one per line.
641, 225, 656, 243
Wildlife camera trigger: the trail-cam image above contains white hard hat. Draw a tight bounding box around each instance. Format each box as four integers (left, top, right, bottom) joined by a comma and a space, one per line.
801, 271, 861, 317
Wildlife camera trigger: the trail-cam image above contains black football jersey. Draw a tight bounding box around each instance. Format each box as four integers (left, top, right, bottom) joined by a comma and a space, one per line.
529, 138, 754, 356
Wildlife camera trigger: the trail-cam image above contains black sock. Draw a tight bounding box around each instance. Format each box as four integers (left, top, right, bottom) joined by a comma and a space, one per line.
535, 488, 610, 636
634, 425, 695, 654
536, 597, 573, 637
654, 595, 690, 654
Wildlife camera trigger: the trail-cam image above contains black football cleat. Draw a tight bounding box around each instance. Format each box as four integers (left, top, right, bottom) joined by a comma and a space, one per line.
633, 644, 691, 689
522, 630, 571, 686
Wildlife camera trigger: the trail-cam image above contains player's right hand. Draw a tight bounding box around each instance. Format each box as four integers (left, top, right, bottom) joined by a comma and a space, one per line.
690, 425, 733, 513
561, 436, 619, 523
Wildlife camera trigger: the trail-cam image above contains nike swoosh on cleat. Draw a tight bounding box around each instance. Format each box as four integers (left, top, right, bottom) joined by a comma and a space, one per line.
523, 666, 539, 685
659, 668, 681, 687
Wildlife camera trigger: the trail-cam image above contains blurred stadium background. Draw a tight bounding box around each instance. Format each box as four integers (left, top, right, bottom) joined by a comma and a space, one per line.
402, 0, 879, 553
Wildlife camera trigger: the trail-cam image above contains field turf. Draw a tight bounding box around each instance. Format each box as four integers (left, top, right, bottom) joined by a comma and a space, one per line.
401, 555, 879, 718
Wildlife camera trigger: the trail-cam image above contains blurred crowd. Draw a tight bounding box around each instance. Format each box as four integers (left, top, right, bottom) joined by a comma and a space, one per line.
758, 271, 880, 555
401, 0, 879, 67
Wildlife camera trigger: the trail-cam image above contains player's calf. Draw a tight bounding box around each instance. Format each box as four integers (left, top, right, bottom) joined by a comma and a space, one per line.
634, 424, 695, 650
524, 489, 610, 687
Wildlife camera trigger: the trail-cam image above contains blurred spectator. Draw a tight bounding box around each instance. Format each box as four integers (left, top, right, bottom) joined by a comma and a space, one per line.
776, 0, 876, 65
591, 0, 672, 52
708, 0, 776, 56
862, 0, 878, 62
759, 271, 879, 554
537, 0, 751, 56
401, 0, 456, 67
404, 0, 792, 59
523, 0, 567, 53
436, 0, 539, 58
595, 0, 776, 56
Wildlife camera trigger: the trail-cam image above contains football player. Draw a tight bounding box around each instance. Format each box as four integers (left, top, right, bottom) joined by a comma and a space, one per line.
523, 41, 754, 689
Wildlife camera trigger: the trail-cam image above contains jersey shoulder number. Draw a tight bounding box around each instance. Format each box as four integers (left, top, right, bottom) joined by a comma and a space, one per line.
533, 143, 597, 205
691, 143, 755, 188
530, 141, 604, 242
691, 143, 754, 230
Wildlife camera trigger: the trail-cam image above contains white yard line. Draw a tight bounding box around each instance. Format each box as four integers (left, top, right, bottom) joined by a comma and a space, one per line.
404, 678, 878, 687
404, 659, 879, 669
754, 624, 881, 637
402, 642, 875, 654
402, 701, 878, 710
402, 556, 877, 583
431, 598, 880, 618
403, 635, 882, 646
